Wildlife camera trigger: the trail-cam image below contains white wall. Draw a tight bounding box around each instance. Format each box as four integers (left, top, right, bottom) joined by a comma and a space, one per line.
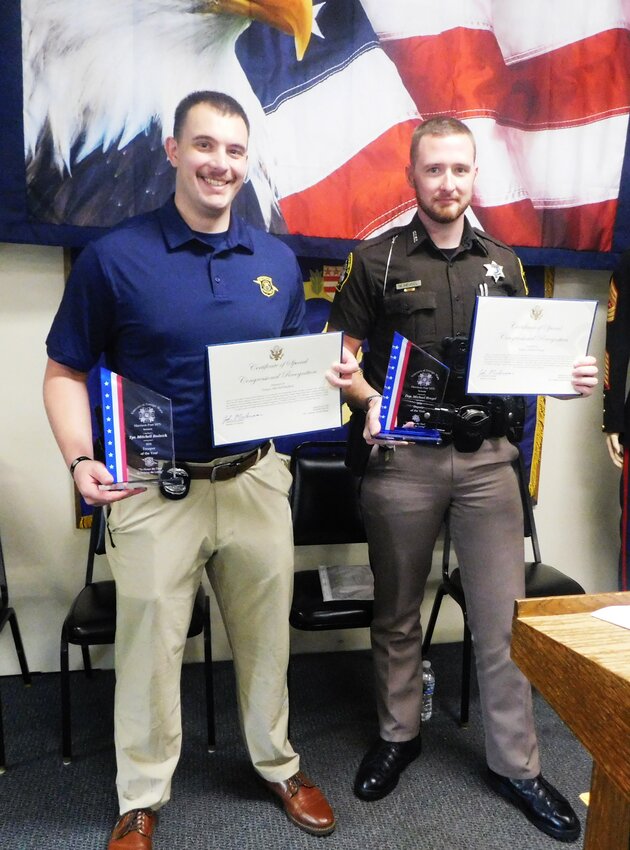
0, 246, 620, 674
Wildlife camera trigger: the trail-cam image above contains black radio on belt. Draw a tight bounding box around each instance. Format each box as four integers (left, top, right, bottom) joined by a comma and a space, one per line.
487, 395, 525, 443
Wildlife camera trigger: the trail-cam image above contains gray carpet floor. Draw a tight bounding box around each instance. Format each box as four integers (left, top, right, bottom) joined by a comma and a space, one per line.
0, 643, 591, 850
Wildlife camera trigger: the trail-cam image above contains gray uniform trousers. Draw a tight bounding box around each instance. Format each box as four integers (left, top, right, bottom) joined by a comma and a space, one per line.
360, 436, 541, 779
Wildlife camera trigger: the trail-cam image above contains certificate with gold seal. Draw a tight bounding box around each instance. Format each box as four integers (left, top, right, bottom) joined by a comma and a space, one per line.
207, 332, 343, 446
466, 296, 597, 396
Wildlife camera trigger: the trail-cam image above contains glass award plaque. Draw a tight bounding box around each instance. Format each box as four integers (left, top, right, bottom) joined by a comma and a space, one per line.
98, 367, 176, 488
379, 332, 450, 442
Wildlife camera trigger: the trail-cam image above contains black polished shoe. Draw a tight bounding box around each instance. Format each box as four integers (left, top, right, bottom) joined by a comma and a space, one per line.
354, 736, 422, 801
487, 768, 581, 842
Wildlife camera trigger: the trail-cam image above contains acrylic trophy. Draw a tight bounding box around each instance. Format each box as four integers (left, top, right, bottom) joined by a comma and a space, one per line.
379, 332, 450, 442
98, 367, 182, 491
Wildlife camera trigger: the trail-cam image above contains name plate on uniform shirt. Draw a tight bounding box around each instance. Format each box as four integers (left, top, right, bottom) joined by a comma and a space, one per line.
467, 297, 597, 396
207, 332, 343, 446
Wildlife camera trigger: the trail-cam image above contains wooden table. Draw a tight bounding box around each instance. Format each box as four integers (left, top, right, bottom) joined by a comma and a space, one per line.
511, 591, 630, 850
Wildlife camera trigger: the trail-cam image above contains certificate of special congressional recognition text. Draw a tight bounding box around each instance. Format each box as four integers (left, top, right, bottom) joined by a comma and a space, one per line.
466, 297, 597, 396
207, 332, 343, 446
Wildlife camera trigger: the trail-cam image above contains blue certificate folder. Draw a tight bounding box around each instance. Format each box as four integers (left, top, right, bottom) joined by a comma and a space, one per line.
379, 333, 450, 443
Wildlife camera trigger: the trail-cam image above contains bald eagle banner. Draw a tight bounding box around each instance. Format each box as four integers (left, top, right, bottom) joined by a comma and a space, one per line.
1, 0, 630, 268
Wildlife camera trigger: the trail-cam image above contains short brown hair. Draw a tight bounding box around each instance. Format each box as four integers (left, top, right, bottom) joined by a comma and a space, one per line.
409, 116, 476, 165
173, 91, 250, 140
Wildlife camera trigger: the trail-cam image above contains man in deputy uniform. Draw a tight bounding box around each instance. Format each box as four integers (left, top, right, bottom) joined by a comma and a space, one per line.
328, 116, 598, 843
44, 90, 354, 849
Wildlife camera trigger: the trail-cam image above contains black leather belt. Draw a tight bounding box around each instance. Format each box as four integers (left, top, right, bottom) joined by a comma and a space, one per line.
187, 441, 271, 482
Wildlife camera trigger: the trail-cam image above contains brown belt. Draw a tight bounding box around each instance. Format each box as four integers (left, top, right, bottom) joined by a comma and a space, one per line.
187, 441, 271, 482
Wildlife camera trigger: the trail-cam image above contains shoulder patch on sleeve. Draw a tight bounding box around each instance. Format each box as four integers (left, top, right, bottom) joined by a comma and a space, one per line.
337, 253, 353, 292
608, 277, 618, 323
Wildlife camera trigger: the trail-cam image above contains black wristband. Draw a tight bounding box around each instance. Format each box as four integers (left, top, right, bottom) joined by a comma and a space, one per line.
69, 456, 92, 478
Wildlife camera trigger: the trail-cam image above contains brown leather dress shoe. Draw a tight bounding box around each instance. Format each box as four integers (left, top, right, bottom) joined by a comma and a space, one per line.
264, 770, 336, 836
107, 809, 156, 850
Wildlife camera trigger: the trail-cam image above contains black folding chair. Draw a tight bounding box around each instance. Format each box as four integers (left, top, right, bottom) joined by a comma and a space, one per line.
0, 531, 31, 772
289, 441, 373, 635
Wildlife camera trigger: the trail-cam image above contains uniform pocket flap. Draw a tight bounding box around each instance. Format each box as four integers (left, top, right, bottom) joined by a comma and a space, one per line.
384, 290, 437, 315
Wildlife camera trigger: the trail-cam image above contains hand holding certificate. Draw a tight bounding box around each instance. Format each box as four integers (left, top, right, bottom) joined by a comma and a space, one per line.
207, 332, 344, 446
466, 297, 597, 396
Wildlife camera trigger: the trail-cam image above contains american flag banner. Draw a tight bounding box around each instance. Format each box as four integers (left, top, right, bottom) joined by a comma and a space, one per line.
1, 0, 629, 267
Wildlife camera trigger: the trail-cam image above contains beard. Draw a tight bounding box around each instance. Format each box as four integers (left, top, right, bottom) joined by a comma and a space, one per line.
417, 193, 470, 224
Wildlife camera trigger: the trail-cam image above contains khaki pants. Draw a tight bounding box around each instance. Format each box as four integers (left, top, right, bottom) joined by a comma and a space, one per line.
360, 437, 541, 779
106, 445, 299, 814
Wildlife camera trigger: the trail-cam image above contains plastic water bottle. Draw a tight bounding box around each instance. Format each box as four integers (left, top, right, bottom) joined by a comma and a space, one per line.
421, 659, 435, 722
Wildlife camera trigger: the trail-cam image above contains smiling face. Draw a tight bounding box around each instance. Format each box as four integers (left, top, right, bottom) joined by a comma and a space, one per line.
165, 102, 249, 233
406, 132, 477, 229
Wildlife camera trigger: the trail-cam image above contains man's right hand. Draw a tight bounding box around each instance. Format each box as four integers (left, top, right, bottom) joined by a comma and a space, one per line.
605, 432, 624, 469
362, 396, 410, 447
73, 459, 146, 505
43, 359, 147, 505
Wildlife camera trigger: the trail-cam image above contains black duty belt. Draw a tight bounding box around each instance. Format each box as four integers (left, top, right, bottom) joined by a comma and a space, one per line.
415, 397, 522, 435
407, 396, 525, 453
188, 441, 271, 482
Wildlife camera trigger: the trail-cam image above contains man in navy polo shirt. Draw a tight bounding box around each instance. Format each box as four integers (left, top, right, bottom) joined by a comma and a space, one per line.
44, 91, 350, 850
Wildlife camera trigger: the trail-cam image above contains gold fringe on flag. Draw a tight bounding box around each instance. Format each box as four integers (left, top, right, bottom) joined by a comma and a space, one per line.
528, 268, 556, 501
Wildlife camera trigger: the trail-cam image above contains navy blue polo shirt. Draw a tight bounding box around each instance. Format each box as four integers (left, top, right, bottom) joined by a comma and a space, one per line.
46, 198, 307, 460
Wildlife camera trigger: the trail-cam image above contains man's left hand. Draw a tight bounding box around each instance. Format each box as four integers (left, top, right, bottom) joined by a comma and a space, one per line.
325, 346, 360, 389
570, 355, 598, 397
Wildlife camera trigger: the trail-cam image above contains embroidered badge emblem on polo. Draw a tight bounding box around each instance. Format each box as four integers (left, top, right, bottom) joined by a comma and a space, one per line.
253, 275, 278, 297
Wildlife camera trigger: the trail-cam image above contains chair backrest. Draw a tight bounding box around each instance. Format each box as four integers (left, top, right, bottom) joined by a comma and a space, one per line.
290, 442, 367, 546
0, 533, 8, 609
85, 507, 108, 585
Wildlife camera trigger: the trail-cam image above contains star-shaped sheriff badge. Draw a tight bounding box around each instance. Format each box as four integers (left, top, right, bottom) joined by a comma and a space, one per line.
483, 260, 505, 283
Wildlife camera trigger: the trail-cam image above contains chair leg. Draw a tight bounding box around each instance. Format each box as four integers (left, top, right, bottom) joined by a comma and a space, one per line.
422, 585, 446, 655
81, 645, 93, 678
286, 659, 292, 741
8, 611, 31, 686
460, 619, 473, 728
0, 688, 5, 774
202, 598, 216, 752
60, 637, 73, 764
